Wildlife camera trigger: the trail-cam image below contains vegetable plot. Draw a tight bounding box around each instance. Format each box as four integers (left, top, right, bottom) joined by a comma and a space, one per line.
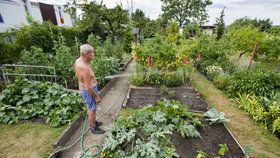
0, 79, 83, 127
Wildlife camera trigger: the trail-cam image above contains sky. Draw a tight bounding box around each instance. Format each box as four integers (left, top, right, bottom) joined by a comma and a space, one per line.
33, 0, 280, 25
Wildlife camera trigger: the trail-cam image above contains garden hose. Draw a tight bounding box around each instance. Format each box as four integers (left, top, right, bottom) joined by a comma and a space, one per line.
48, 79, 129, 158
79, 112, 102, 158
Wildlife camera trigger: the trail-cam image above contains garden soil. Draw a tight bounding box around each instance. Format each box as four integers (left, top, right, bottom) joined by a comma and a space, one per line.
59, 60, 134, 158
127, 84, 208, 112
171, 121, 244, 158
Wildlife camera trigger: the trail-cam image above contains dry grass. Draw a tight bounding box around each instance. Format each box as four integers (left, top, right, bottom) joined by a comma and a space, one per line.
188, 68, 280, 158
0, 124, 65, 158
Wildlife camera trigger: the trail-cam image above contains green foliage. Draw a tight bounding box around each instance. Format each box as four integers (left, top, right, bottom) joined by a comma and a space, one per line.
14, 22, 54, 53
215, 8, 225, 40
218, 144, 229, 156
78, 2, 129, 42
204, 108, 229, 124
226, 69, 280, 98
141, 20, 162, 39
132, 66, 189, 87
0, 79, 83, 127
244, 144, 253, 158
1, 22, 82, 65
91, 57, 120, 87
53, 32, 76, 83
182, 22, 201, 39
0, 41, 21, 65
20, 46, 50, 66
213, 75, 231, 91
196, 150, 206, 158
102, 99, 201, 158
165, 21, 180, 44
268, 26, 280, 36
160, 0, 212, 27
226, 26, 265, 54
229, 17, 272, 32
133, 34, 190, 71
131, 9, 149, 29
190, 34, 235, 76
258, 34, 280, 61
123, 29, 134, 53
235, 93, 280, 134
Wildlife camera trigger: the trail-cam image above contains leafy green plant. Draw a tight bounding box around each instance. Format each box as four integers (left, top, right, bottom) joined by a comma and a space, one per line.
196, 150, 206, 158
91, 57, 120, 87
0, 79, 83, 127
226, 69, 280, 98
243, 144, 253, 158
213, 74, 231, 91
218, 144, 229, 156
20, 46, 50, 66
102, 99, 201, 158
235, 94, 280, 134
204, 108, 229, 124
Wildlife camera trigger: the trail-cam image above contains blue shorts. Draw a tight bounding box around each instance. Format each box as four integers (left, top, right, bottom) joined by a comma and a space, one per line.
80, 85, 99, 111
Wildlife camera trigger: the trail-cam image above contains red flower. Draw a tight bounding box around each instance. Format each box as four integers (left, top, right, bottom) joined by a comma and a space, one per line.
197, 52, 201, 62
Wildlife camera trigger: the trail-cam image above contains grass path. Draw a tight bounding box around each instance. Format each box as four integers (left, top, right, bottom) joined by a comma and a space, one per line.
0, 124, 65, 158
188, 68, 280, 158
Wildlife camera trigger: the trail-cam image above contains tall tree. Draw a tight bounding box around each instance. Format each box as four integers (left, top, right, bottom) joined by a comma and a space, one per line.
77, 2, 129, 42
215, 7, 225, 40
229, 17, 272, 32
131, 9, 149, 29
160, 0, 212, 27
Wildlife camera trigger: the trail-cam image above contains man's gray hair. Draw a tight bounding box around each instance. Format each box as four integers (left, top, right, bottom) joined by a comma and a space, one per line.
80, 44, 94, 56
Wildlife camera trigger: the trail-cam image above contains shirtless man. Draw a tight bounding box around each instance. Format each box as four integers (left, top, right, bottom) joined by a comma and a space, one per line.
74, 44, 105, 134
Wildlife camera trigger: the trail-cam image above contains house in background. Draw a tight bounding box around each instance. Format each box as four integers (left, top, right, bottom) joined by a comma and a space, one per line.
0, 0, 72, 32
201, 25, 215, 35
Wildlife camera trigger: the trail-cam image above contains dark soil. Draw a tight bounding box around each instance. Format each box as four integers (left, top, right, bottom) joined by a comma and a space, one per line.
126, 84, 208, 112
20, 117, 46, 124
171, 121, 244, 158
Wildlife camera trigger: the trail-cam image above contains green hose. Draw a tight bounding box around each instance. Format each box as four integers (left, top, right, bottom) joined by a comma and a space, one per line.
79, 113, 102, 158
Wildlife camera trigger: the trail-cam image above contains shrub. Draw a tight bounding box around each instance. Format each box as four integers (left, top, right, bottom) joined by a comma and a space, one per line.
213, 75, 231, 91
91, 57, 120, 87
20, 46, 50, 66
236, 93, 280, 134
226, 69, 280, 97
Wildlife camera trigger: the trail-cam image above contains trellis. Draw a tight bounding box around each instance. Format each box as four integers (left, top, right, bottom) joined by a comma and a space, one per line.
1, 64, 57, 85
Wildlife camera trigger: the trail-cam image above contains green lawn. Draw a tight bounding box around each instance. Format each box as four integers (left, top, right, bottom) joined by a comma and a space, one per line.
0, 124, 65, 158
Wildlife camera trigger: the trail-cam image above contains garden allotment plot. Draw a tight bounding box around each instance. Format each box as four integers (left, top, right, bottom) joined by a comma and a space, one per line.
126, 84, 208, 112
121, 84, 245, 157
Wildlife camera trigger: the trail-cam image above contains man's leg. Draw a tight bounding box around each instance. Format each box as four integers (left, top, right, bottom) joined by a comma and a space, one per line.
87, 109, 96, 128
88, 109, 105, 134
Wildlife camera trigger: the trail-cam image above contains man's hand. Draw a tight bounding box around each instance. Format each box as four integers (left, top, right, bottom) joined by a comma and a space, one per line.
95, 96, 102, 103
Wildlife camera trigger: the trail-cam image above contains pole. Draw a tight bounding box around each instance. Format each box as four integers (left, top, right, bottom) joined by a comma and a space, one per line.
247, 43, 258, 70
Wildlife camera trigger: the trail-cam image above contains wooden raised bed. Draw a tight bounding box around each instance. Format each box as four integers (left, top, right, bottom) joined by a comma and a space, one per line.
172, 120, 245, 157
123, 83, 245, 157
125, 84, 208, 112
